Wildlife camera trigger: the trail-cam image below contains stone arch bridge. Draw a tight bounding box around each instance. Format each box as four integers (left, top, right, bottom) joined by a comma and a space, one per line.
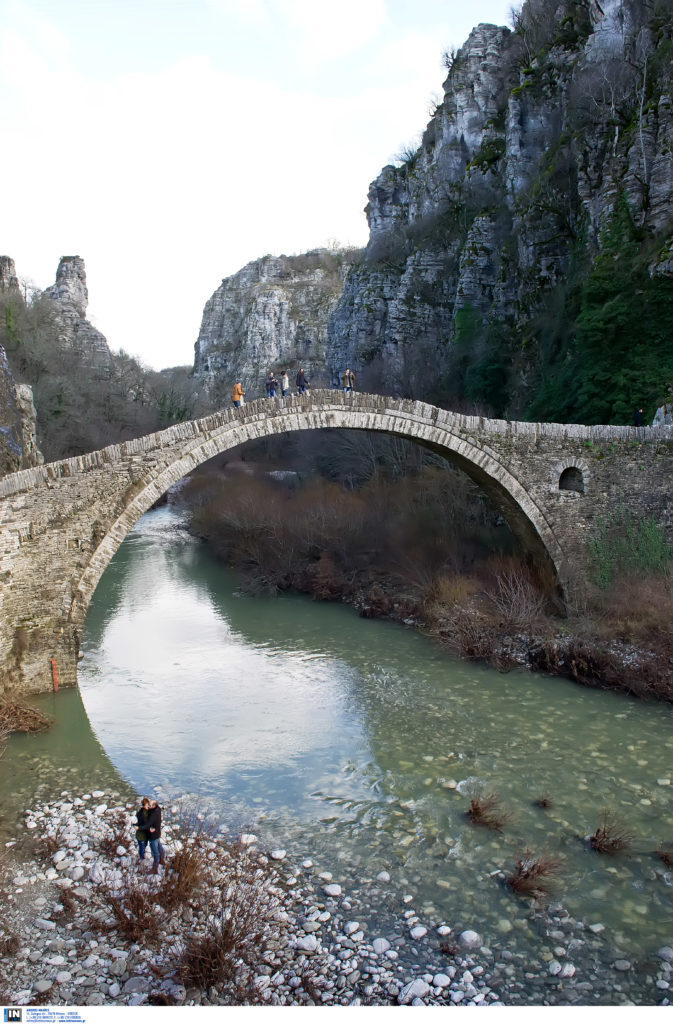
1, 391, 671, 694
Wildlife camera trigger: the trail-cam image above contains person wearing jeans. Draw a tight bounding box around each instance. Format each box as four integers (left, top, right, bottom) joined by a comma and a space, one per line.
145, 799, 166, 873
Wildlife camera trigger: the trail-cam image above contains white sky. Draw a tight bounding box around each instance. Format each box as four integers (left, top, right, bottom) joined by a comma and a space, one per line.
1, 0, 514, 370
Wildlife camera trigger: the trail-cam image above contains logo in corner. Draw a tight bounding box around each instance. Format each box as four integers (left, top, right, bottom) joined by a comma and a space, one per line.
4, 1011, 22, 1023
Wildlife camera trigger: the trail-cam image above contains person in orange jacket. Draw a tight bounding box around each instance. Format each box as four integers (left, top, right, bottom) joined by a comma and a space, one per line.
232, 381, 244, 407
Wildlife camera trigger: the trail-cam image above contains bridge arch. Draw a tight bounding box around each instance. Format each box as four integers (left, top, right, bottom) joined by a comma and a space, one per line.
68, 396, 568, 629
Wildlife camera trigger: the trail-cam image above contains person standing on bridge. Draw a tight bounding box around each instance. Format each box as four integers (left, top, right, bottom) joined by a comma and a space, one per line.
296, 368, 309, 394
280, 370, 289, 397
232, 381, 244, 407
341, 368, 355, 393
265, 371, 279, 398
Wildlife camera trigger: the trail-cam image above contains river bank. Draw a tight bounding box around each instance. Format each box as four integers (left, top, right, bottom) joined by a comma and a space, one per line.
2, 789, 672, 1008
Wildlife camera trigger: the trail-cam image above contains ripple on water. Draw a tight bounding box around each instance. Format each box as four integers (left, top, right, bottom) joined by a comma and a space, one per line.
3, 506, 673, 978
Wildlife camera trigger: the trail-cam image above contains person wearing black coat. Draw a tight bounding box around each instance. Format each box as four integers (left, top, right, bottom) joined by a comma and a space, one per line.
135, 797, 152, 863
296, 368, 309, 394
146, 799, 166, 873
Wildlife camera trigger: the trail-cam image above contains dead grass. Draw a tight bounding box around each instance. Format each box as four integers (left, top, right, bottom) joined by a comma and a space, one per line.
465, 791, 511, 832
588, 812, 633, 854
505, 851, 562, 899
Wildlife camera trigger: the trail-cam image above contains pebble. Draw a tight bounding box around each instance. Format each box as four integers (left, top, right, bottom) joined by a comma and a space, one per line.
2, 790, 661, 1010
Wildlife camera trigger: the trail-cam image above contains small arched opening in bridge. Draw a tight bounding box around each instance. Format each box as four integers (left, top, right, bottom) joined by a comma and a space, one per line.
68, 397, 569, 637
558, 466, 584, 494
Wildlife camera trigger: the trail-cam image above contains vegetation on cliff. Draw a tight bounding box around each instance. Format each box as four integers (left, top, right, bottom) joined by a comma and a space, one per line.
0, 287, 206, 461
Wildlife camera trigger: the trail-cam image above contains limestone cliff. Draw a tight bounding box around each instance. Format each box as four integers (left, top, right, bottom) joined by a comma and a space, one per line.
0, 344, 42, 474
43, 256, 111, 365
327, 0, 673, 423
193, 248, 361, 398
0, 258, 42, 472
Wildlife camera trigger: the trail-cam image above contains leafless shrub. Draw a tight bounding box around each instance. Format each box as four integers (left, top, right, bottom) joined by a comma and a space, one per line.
588, 812, 633, 855
91, 867, 160, 943
656, 843, 673, 870
0, 932, 19, 956
98, 811, 130, 858
156, 839, 205, 912
486, 567, 547, 629
533, 794, 553, 810
466, 791, 511, 832
505, 851, 562, 899
177, 854, 277, 989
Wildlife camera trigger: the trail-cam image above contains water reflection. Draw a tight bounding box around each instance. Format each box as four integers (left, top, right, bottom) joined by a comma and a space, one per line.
72, 507, 673, 954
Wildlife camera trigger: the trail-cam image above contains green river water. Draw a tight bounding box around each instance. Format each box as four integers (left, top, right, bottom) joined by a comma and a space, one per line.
2, 506, 672, 973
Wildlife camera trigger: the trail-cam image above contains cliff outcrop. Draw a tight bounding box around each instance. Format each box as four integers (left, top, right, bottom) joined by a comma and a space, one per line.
327, 0, 673, 424
193, 248, 361, 399
0, 258, 42, 473
43, 256, 111, 366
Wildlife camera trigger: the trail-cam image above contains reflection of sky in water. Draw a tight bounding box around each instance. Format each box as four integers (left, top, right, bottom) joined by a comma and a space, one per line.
80, 509, 367, 802
78, 507, 673, 959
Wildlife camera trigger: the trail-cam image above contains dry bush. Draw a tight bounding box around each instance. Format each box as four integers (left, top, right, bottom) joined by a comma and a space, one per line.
505, 851, 562, 899
156, 840, 205, 912
588, 812, 633, 854
533, 795, 553, 810
98, 811, 131, 858
485, 565, 547, 630
466, 791, 511, 832
91, 868, 160, 943
0, 697, 52, 735
656, 843, 673, 870
177, 854, 277, 989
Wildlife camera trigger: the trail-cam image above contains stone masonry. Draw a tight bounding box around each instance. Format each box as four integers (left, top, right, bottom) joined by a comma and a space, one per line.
1, 391, 672, 695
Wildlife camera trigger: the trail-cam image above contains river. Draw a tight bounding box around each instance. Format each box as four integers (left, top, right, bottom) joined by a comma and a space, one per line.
3, 505, 673, 981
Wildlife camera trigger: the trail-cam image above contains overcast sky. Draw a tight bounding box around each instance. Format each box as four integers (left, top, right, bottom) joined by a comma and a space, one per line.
1, 0, 514, 370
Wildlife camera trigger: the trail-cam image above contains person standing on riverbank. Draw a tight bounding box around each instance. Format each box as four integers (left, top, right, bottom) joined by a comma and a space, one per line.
135, 797, 152, 864
146, 798, 166, 874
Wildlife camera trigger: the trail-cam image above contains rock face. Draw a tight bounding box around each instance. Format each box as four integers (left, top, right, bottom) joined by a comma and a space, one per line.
0, 256, 20, 295
0, 345, 42, 474
193, 248, 360, 398
325, 1, 673, 413
43, 257, 111, 365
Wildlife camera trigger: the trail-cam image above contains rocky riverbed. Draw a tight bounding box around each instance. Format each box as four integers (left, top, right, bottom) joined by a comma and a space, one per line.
1, 790, 672, 1007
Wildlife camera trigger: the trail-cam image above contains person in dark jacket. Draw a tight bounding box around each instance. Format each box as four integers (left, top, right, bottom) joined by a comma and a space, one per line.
135, 797, 152, 863
296, 368, 308, 394
265, 371, 279, 398
145, 798, 166, 873
634, 408, 643, 426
